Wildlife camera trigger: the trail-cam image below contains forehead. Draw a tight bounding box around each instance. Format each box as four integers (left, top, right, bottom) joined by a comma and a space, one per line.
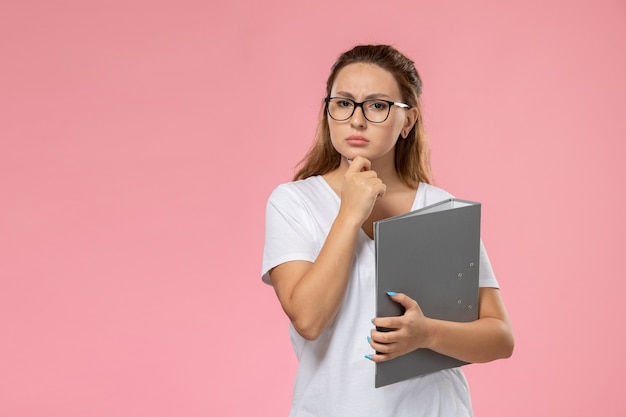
331, 63, 401, 98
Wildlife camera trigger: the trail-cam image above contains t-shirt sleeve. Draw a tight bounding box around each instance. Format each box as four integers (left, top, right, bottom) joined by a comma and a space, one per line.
261, 185, 318, 285
421, 184, 499, 288
478, 240, 499, 288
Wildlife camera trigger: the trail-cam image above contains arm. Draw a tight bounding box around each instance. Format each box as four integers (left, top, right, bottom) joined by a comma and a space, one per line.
270, 157, 384, 341
369, 287, 514, 363
269, 216, 359, 341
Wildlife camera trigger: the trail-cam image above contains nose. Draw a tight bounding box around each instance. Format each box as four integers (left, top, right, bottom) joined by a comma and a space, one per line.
350, 103, 366, 128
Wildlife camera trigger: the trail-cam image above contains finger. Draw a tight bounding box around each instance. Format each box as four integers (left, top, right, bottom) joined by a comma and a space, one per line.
365, 351, 400, 363
372, 292, 417, 329
356, 169, 378, 180
370, 340, 397, 355
371, 316, 396, 331
347, 156, 371, 172
368, 333, 390, 351
376, 182, 386, 198
370, 328, 398, 345
354, 173, 384, 197
386, 291, 419, 311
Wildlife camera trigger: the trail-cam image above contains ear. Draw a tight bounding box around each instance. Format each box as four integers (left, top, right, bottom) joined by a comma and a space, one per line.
402, 107, 419, 138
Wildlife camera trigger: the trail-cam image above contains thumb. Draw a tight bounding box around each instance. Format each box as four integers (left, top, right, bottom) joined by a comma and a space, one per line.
386, 291, 420, 313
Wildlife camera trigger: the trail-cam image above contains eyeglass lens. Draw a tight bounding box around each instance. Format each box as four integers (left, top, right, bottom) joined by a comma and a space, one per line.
327, 98, 391, 123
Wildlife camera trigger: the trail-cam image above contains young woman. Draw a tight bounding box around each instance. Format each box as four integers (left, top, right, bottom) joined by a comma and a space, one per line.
261, 44, 514, 417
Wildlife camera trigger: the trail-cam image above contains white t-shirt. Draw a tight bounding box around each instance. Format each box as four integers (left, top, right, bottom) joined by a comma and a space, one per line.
262, 176, 499, 417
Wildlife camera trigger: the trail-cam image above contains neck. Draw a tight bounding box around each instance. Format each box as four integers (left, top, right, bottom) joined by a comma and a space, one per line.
370, 159, 404, 190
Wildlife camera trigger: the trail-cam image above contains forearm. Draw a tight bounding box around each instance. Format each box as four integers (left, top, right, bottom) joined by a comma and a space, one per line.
425, 315, 514, 363
276, 214, 361, 340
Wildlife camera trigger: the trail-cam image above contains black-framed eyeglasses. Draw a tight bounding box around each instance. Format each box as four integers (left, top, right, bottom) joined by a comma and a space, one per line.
324, 97, 411, 123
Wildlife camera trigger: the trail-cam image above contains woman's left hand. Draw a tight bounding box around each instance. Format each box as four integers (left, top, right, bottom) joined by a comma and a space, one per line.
367, 288, 514, 364
367, 292, 432, 362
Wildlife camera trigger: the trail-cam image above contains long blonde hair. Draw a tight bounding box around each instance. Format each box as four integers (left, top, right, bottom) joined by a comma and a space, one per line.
294, 45, 432, 186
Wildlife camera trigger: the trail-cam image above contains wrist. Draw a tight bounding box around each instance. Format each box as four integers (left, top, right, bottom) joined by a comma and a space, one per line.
335, 209, 365, 230
422, 317, 439, 351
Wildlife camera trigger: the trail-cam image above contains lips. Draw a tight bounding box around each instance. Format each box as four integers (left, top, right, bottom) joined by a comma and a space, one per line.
346, 135, 369, 146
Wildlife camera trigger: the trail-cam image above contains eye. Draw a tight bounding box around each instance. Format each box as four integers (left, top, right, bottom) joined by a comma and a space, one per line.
367, 100, 390, 112
336, 99, 353, 108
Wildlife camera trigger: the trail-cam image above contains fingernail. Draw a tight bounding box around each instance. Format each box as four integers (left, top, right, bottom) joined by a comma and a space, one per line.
365, 355, 373, 361
386, 291, 397, 297
367, 336, 371, 343
371, 318, 375, 324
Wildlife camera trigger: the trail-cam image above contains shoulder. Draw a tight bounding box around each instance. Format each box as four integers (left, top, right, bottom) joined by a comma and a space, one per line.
266, 176, 335, 213
269, 176, 325, 196
267, 176, 324, 202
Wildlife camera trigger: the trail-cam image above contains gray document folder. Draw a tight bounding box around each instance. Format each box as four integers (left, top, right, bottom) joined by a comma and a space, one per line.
374, 198, 481, 388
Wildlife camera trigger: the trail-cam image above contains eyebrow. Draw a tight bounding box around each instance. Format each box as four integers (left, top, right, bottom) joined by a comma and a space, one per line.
334, 91, 392, 100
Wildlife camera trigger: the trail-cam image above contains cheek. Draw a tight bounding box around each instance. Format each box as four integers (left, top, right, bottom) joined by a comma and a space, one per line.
382, 123, 403, 141
328, 122, 341, 142
391, 117, 406, 133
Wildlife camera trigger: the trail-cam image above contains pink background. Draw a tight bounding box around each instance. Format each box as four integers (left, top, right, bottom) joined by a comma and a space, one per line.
2, 1, 625, 416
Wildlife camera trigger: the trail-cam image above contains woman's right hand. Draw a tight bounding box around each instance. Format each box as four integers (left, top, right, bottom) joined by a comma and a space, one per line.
338, 156, 386, 226
270, 156, 383, 340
